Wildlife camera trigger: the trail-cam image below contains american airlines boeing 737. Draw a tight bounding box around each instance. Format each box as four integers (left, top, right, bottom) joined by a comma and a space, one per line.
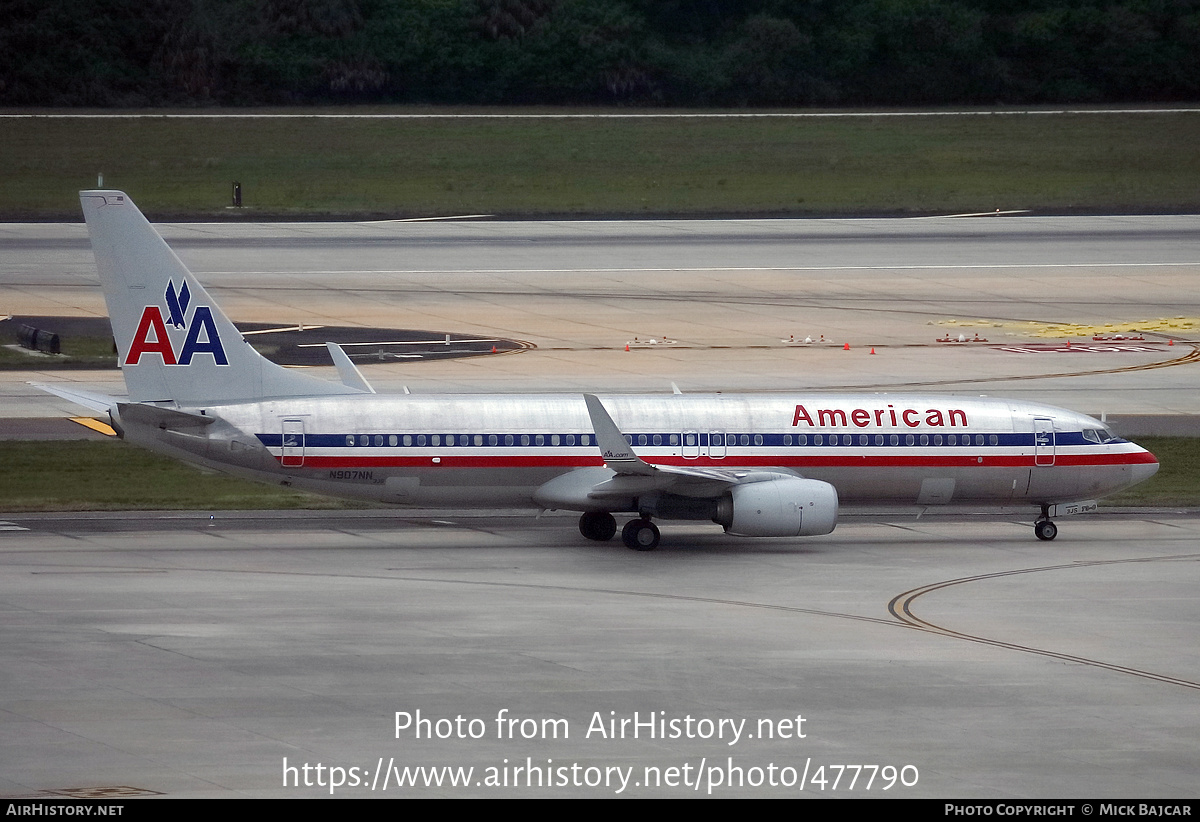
39, 191, 1159, 549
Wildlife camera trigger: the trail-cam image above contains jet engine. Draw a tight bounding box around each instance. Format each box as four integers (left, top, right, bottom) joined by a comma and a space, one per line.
714, 477, 838, 537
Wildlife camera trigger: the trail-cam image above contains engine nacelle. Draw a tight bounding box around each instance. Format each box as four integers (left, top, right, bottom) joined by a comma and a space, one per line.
714, 477, 838, 537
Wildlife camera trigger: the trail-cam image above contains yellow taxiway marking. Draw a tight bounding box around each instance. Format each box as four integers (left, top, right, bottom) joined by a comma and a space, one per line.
932, 317, 1200, 339
70, 417, 117, 436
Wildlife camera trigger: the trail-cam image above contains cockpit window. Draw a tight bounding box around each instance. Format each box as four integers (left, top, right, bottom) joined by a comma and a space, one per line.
1083, 427, 1118, 443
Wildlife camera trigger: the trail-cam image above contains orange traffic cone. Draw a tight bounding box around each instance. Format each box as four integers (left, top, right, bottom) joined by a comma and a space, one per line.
843, 342, 850, 350
625, 343, 630, 352
869, 347, 876, 355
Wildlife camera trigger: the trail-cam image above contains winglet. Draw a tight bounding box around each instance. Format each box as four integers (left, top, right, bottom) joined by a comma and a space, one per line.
325, 343, 375, 393
583, 394, 655, 476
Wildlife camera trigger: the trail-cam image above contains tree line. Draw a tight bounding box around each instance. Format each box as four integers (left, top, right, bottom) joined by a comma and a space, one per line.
3, 0, 1197, 107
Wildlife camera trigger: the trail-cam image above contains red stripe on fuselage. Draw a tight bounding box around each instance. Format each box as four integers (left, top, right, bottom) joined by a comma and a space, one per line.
275, 451, 1157, 470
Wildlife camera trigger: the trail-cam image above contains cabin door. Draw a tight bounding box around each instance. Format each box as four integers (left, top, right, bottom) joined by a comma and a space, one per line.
281, 418, 305, 467
1033, 418, 1055, 466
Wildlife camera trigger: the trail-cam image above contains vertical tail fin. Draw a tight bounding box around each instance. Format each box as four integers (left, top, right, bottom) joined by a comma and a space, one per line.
80, 191, 359, 405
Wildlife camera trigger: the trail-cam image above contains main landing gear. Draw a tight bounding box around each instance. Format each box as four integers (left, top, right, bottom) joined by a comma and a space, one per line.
578, 512, 660, 551
1034, 505, 1058, 541
578, 511, 617, 542
621, 518, 660, 551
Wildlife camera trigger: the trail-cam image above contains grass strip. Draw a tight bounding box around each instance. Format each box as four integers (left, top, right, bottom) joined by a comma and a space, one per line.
0, 440, 359, 512
2, 110, 1198, 218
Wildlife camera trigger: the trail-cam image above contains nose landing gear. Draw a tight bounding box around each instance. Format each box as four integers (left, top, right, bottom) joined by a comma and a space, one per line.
1034, 505, 1058, 541
1034, 519, 1058, 541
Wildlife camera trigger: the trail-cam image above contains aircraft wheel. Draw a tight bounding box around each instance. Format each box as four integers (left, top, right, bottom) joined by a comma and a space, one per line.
1034, 519, 1058, 541
579, 511, 617, 541
621, 519, 660, 551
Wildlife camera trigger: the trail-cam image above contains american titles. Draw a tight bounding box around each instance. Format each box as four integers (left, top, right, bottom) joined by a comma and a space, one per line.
792, 404, 967, 429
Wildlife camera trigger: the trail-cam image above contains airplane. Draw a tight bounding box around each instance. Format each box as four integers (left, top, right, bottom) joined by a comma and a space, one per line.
37, 191, 1159, 550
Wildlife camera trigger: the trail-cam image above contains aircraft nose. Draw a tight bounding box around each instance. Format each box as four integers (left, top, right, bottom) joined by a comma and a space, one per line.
1130, 452, 1160, 486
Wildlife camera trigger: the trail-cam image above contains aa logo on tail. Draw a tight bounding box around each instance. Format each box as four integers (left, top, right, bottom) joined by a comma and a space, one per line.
125, 280, 229, 366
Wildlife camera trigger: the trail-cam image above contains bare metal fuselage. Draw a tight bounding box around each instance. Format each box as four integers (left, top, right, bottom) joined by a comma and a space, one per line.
118, 392, 1157, 513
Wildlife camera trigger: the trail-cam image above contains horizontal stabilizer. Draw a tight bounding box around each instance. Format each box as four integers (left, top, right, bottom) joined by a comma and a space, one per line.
31, 383, 119, 414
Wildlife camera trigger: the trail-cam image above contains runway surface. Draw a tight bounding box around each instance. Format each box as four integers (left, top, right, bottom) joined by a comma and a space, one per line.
2, 215, 1199, 797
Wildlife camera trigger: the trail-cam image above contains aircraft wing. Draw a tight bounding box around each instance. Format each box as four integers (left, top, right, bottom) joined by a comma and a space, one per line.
582, 393, 782, 499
